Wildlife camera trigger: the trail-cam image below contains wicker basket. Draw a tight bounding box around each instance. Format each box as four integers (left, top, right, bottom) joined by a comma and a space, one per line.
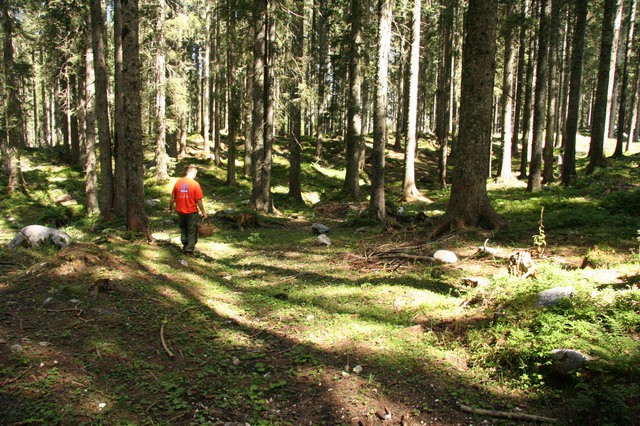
198, 220, 215, 237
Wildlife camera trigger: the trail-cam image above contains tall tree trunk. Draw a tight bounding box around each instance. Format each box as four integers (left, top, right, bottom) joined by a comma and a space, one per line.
431, 0, 504, 237
154, 0, 169, 181
402, 0, 424, 200
628, 28, 640, 147
511, 0, 529, 158
542, 0, 562, 183
84, 20, 100, 215
436, 0, 453, 188
613, 0, 636, 157
227, 0, 238, 186
1, 1, 24, 194
69, 73, 80, 165
113, 0, 127, 216
344, 0, 364, 198
288, 0, 304, 201
499, 0, 516, 182
394, 4, 409, 152
315, 0, 328, 159
527, 0, 551, 192
369, 0, 393, 222
519, 19, 537, 178
213, 8, 222, 167
203, 6, 212, 160
251, 0, 266, 201
606, 0, 625, 138
121, 0, 149, 237
587, 0, 620, 174
243, 59, 252, 178
90, 0, 115, 217
562, 0, 588, 186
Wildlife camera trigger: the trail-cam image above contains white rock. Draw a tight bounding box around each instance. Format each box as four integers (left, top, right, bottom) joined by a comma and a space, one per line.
433, 250, 458, 264
39, 341, 51, 347
43, 297, 53, 305
353, 365, 363, 374
10, 344, 23, 352
179, 259, 189, 266
8, 225, 72, 250
312, 223, 331, 234
69, 299, 80, 305
317, 234, 331, 246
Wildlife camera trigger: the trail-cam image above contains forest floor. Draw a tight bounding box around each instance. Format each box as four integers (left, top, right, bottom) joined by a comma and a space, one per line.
1, 135, 639, 425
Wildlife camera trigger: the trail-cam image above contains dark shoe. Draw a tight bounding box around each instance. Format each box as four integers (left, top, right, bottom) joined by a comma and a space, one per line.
184, 250, 194, 257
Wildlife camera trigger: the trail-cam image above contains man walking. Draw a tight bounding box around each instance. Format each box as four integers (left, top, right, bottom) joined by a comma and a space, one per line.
168, 165, 208, 255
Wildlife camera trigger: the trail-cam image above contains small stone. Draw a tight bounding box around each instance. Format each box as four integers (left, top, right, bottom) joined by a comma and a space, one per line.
355, 227, 368, 233
232, 357, 241, 366
10, 344, 23, 352
6, 301, 17, 305
535, 286, 576, 308
98, 402, 106, 410
69, 299, 80, 305
312, 223, 330, 234
317, 234, 331, 246
145, 198, 161, 207
433, 250, 458, 264
43, 297, 53, 305
38, 341, 51, 347
179, 259, 189, 266
550, 349, 592, 373
353, 365, 363, 374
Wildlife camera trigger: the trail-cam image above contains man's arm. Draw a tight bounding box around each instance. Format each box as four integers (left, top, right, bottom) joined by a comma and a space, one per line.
196, 199, 208, 218
168, 194, 176, 213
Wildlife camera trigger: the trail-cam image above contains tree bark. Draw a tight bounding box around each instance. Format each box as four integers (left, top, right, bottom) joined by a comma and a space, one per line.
436, 0, 454, 188
369, 0, 393, 222
90, 0, 115, 217
203, 6, 212, 161
1, 1, 24, 194
154, 0, 169, 181
84, 18, 100, 215
511, 0, 529, 159
227, 0, 238, 187
542, 0, 562, 183
519, 17, 537, 178
561, 0, 588, 186
498, 0, 516, 182
587, 0, 620, 174
113, 0, 127, 216
431, 0, 504, 237
121, 0, 149, 237
613, 0, 636, 157
288, 0, 304, 201
401, 0, 425, 201
527, 0, 551, 192
344, 0, 364, 198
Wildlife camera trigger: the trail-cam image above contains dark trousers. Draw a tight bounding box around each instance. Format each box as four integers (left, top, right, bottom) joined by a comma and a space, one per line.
178, 212, 200, 252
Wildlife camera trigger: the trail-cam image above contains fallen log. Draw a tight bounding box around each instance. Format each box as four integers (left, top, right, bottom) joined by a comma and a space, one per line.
460, 404, 558, 423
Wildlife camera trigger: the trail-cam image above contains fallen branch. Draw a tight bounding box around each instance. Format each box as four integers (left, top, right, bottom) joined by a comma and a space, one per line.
160, 323, 174, 358
460, 405, 558, 423
377, 253, 434, 261
0, 366, 32, 387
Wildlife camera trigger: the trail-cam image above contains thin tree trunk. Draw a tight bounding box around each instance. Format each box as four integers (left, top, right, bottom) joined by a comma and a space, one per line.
562, 0, 588, 186
288, 0, 304, 201
542, 0, 561, 183
69, 73, 80, 165
227, 0, 238, 186
113, 0, 127, 216
511, 0, 529, 158
499, 0, 516, 182
370, 0, 393, 222
1, 1, 24, 194
344, 0, 364, 198
606, 0, 625, 138
315, 0, 328, 159
613, 0, 636, 157
203, 6, 212, 160
84, 20, 100, 215
251, 0, 268, 210
243, 60, 252, 178
587, 0, 620, 174
527, 0, 551, 192
402, 0, 424, 200
436, 0, 453, 188
519, 22, 537, 178
90, 0, 115, 217
154, 0, 169, 181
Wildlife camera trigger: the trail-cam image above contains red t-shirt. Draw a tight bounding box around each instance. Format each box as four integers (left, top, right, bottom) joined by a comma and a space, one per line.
172, 177, 203, 214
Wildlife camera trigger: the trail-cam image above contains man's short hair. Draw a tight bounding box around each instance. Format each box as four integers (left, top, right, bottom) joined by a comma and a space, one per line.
186, 165, 198, 174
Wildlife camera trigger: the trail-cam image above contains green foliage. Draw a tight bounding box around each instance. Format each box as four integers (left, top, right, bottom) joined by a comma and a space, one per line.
600, 189, 640, 216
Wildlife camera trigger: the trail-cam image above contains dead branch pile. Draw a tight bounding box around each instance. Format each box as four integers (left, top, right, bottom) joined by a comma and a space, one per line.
344, 242, 433, 272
